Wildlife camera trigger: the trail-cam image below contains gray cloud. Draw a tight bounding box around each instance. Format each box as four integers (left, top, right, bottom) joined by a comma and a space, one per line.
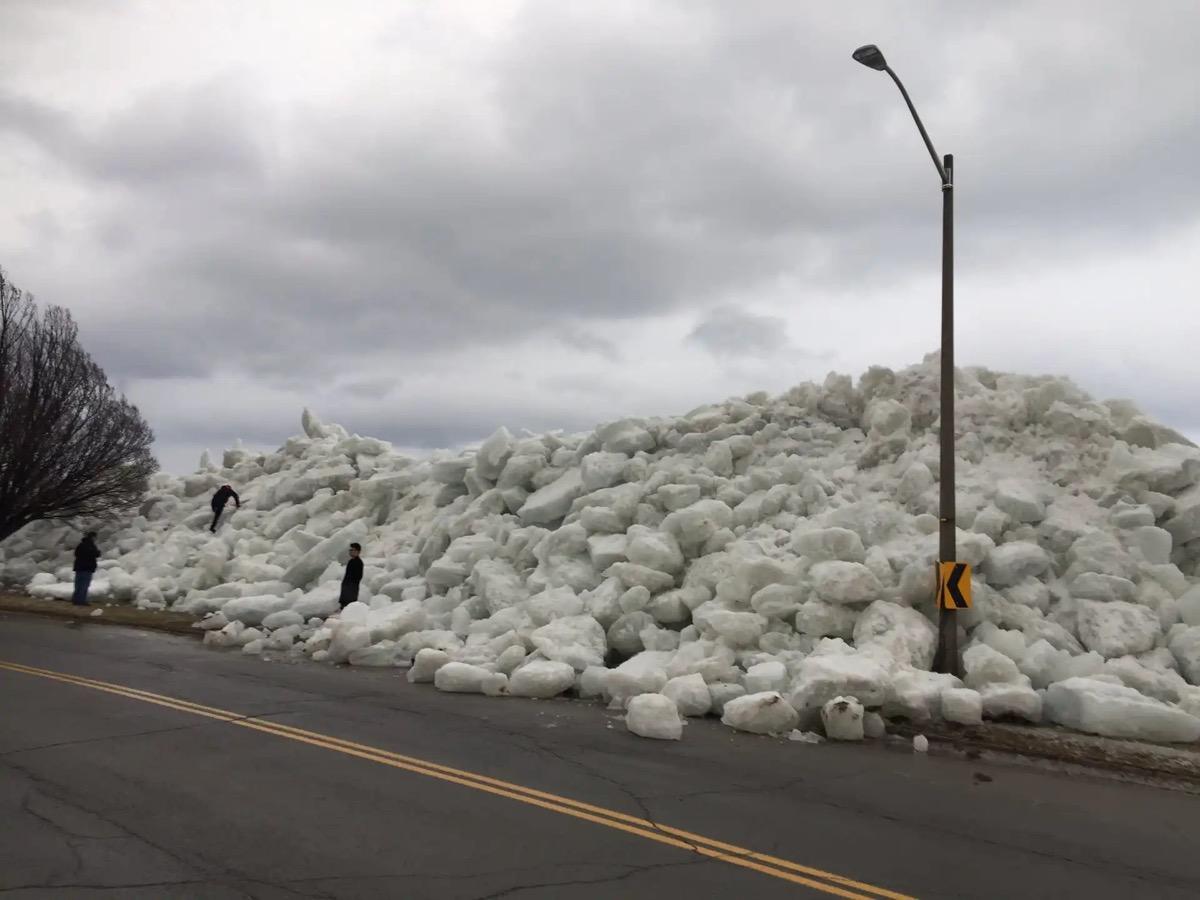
1, 1, 1198, 470
688, 306, 789, 358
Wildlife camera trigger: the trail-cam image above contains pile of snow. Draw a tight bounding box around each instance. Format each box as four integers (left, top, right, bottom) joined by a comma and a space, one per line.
5, 357, 1200, 744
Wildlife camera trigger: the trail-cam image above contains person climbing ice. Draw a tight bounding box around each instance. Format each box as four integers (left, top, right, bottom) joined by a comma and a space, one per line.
209, 484, 240, 533
72, 531, 100, 606
339, 543, 364, 609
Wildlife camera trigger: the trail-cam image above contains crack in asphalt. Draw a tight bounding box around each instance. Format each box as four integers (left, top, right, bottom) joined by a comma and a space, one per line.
0, 879, 233, 895
274, 859, 625, 896
18, 792, 85, 887
4, 758, 259, 899
3, 723, 210, 758
466, 857, 707, 900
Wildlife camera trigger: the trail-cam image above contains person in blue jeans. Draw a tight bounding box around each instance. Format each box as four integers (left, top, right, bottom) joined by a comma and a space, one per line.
72, 531, 100, 606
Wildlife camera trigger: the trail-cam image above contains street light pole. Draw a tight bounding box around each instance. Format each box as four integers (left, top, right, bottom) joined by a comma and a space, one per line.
937, 151, 957, 676
853, 44, 959, 675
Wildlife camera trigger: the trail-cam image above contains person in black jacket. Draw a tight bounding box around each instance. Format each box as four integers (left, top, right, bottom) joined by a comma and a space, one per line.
72, 531, 100, 606
339, 543, 364, 609
209, 484, 240, 533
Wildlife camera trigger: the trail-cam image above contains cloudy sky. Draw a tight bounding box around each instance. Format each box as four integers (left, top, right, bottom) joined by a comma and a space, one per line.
2, 1, 1197, 472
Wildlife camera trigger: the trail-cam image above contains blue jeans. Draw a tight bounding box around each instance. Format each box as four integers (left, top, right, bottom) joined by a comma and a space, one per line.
72, 571, 93, 606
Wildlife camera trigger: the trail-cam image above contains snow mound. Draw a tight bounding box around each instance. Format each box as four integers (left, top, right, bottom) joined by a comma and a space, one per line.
6, 356, 1200, 746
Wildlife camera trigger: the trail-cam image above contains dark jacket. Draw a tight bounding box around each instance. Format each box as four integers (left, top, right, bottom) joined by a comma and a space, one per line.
338, 557, 364, 606
73, 537, 100, 573
211, 486, 240, 512
342, 557, 363, 587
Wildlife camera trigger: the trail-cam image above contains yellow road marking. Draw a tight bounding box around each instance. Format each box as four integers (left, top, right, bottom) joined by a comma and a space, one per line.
0, 659, 915, 900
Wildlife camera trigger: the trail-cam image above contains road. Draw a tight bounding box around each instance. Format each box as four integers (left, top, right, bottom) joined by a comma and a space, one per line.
1, 611, 1198, 899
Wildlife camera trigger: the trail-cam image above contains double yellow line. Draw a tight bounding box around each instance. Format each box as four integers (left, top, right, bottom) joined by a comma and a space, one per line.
0, 659, 913, 899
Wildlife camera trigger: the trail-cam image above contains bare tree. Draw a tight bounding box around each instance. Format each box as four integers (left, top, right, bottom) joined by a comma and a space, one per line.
0, 268, 157, 542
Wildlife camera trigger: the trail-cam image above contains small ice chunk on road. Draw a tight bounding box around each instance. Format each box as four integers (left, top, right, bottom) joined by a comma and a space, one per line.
509, 660, 576, 699
721, 691, 800, 735
788, 730, 824, 744
626, 694, 683, 740
408, 648, 451, 683
821, 696, 865, 741
435, 662, 507, 695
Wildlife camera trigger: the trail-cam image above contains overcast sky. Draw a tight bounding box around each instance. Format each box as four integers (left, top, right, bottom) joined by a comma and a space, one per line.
2, 1, 1197, 473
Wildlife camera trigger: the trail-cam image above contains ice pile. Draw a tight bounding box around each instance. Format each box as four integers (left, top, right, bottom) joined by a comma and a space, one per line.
5, 356, 1200, 744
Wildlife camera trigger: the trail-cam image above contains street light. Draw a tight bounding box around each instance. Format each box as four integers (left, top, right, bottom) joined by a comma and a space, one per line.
853, 44, 960, 675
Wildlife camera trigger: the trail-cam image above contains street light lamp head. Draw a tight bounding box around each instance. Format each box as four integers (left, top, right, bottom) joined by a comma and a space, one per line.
852, 44, 888, 71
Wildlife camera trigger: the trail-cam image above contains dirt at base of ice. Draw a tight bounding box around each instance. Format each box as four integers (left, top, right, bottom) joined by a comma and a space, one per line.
5, 356, 1200, 748
0, 592, 199, 635
888, 717, 1200, 789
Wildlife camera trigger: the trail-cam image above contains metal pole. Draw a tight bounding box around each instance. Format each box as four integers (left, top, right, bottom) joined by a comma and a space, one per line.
884, 69, 947, 185
935, 153, 958, 676
856, 51, 959, 673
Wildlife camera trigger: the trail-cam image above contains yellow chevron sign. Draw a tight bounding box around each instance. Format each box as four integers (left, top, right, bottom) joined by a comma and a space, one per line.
936, 562, 972, 609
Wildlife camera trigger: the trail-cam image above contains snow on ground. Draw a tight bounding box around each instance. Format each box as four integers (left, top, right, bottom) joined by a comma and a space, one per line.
5, 356, 1200, 744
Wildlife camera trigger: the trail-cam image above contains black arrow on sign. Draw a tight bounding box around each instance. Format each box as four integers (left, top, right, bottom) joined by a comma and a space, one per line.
945, 563, 969, 609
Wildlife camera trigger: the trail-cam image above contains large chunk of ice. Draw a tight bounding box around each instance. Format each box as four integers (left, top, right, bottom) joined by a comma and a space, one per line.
625, 526, 685, 575
1168, 626, 1200, 683
884, 668, 962, 721
580, 452, 629, 492
529, 614, 607, 671
599, 419, 655, 455
743, 660, 788, 694
941, 688, 983, 725
809, 561, 882, 605
984, 542, 1052, 587
821, 696, 865, 741
509, 660, 576, 698
662, 673, 712, 717
963, 643, 1023, 689
791, 527, 866, 563
795, 600, 857, 639
1076, 600, 1160, 658
789, 652, 890, 711
721, 691, 800, 734
281, 519, 369, 589
979, 681, 1042, 722
1044, 677, 1200, 742
518, 469, 585, 525
626, 693, 682, 740
993, 479, 1046, 523
408, 648, 452, 683
853, 601, 937, 668
606, 651, 672, 705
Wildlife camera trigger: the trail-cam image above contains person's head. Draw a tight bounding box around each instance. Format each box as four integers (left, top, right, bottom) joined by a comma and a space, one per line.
85, 530, 97, 539
223, 484, 232, 490
349, 543, 361, 558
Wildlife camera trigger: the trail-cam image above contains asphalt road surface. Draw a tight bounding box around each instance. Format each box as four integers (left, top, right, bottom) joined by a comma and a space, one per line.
2, 611, 1198, 899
